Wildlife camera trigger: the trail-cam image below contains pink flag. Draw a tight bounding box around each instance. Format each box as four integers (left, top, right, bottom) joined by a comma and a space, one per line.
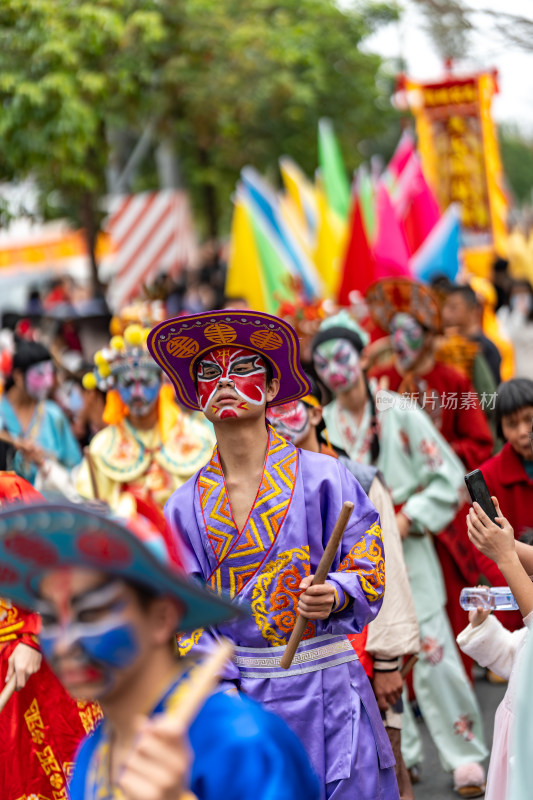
373, 181, 412, 279
393, 154, 441, 256
388, 131, 416, 179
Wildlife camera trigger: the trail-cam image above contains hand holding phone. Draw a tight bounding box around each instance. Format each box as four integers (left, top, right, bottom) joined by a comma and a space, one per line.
464, 469, 500, 526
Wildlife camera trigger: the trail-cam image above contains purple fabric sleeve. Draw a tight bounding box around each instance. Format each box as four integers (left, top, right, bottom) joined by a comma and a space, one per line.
298, 452, 385, 637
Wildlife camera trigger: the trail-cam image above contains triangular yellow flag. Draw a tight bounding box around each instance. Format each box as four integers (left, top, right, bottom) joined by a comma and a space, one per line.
225, 199, 267, 311
314, 175, 347, 299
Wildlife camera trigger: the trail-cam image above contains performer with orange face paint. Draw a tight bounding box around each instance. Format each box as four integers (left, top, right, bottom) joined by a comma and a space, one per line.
149, 310, 400, 800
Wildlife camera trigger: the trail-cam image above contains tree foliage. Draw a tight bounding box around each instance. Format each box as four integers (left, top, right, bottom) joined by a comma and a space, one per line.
0, 0, 399, 285
499, 126, 533, 206
410, 0, 533, 59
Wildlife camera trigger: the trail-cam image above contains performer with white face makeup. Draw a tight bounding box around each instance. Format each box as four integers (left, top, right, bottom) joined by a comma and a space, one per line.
0, 339, 82, 485
366, 279, 496, 679
75, 323, 214, 508
312, 308, 489, 798
150, 309, 401, 800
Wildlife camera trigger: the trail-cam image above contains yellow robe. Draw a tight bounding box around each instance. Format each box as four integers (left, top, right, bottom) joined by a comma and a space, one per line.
76, 409, 214, 509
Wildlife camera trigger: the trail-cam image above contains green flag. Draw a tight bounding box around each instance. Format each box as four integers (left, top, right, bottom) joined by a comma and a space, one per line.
318, 118, 351, 222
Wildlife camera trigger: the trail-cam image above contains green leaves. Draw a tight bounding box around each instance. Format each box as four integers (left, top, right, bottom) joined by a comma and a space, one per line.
0, 0, 399, 268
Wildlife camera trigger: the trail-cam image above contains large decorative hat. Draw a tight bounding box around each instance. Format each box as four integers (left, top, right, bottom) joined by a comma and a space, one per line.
365, 278, 441, 333
147, 310, 311, 410
0, 501, 240, 632
82, 324, 159, 394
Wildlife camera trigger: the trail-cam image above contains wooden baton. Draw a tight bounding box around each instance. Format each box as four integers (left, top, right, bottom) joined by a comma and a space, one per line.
170, 640, 234, 730
0, 674, 17, 714
280, 501, 354, 670
400, 654, 418, 679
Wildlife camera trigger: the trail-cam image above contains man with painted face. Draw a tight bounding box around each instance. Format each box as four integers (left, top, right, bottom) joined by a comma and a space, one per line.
0, 473, 102, 800
0, 339, 82, 485
75, 324, 214, 508
366, 279, 495, 679
311, 311, 488, 798
365, 279, 493, 474
0, 498, 320, 800
268, 381, 420, 800
149, 310, 400, 800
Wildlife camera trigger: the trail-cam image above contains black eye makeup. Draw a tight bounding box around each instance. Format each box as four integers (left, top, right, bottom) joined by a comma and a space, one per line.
198, 362, 222, 380
229, 355, 264, 375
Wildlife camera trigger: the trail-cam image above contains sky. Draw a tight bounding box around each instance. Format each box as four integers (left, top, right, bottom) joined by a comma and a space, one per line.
363, 0, 533, 134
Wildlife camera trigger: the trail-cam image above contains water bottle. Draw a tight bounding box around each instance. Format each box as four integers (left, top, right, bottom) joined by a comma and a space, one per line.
459, 586, 519, 611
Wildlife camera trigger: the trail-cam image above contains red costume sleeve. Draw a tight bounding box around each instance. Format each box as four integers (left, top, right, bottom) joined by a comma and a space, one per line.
443, 370, 493, 472
0, 600, 41, 650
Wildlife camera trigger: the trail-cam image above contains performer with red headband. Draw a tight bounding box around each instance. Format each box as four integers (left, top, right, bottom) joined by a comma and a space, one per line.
149, 310, 399, 799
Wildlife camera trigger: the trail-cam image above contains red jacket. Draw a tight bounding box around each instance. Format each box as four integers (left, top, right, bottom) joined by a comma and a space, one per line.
370, 361, 493, 471
477, 442, 533, 586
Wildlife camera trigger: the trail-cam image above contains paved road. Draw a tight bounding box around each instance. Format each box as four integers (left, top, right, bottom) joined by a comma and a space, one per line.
412, 670, 506, 798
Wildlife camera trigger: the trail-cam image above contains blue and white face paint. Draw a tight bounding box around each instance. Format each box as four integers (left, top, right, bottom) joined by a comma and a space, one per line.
115, 367, 161, 417
37, 579, 141, 698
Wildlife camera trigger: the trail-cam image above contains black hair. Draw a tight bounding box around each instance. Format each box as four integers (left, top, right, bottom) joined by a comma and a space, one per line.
493, 257, 509, 274
4, 340, 52, 392
447, 284, 479, 308
303, 372, 323, 404
303, 365, 381, 464
429, 275, 455, 294
129, 579, 160, 609
518, 530, 533, 547
495, 378, 533, 439
264, 358, 274, 387
12, 340, 51, 374
511, 279, 533, 322
311, 326, 365, 355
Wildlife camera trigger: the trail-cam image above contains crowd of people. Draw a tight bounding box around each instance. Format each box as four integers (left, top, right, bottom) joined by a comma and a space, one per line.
0, 257, 532, 800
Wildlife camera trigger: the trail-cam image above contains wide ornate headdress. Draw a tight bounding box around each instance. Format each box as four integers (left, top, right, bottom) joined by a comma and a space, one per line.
147, 309, 311, 410
365, 278, 441, 334
83, 324, 159, 393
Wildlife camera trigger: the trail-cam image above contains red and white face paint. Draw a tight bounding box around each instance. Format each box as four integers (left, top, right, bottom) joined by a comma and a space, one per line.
268, 400, 310, 445
196, 347, 268, 420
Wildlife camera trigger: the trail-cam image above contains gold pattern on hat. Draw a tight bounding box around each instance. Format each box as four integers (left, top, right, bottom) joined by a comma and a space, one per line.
166, 337, 200, 358
250, 330, 283, 350
204, 323, 238, 345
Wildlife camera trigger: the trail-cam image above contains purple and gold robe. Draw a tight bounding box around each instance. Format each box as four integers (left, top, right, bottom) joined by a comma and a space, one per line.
165, 427, 398, 800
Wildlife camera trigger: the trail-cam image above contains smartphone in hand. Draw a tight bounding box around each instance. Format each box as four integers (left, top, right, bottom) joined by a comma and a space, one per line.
464, 469, 500, 525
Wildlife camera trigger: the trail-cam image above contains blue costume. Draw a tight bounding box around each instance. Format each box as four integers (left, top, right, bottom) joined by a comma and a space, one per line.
0, 396, 81, 485
70, 666, 320, 800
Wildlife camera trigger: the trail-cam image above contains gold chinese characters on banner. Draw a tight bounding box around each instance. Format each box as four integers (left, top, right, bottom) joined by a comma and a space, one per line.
399, 71, 508, 277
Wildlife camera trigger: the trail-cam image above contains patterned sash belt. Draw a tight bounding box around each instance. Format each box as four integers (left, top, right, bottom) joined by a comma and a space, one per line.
233, 634, 358, 679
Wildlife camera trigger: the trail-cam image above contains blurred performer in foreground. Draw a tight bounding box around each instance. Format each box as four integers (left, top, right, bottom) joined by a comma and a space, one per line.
0, 473, 101, 800
0, 499, 320, 800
